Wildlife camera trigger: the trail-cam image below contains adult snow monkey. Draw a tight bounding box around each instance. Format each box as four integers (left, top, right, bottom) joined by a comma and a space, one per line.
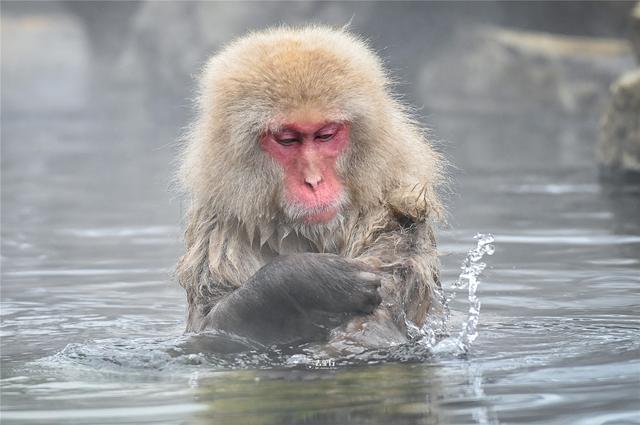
177, 26, 444, 349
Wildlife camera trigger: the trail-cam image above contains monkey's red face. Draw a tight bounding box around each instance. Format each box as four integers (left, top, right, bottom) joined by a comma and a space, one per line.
260, 121, 349, 224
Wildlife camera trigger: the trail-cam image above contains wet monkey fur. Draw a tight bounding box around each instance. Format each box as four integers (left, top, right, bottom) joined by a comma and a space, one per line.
177, 26, 444, 348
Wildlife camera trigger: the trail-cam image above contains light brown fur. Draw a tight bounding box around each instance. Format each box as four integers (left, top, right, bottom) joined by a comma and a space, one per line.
177, 25, 444, 343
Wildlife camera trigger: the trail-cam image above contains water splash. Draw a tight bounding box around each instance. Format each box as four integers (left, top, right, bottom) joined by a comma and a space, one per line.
405, 233, 495, 356
432, 233, 495, 355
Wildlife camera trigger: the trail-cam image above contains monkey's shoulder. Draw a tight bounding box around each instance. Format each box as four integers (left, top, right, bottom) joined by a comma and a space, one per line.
386, 202, 433, 233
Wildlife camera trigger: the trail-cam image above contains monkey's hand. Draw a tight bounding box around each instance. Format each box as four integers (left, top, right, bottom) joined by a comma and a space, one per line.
276, 253, 383, 314
203, 253, 382, 345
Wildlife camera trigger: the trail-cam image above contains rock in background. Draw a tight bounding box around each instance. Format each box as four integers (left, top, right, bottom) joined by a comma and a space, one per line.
419, 27, 632, 120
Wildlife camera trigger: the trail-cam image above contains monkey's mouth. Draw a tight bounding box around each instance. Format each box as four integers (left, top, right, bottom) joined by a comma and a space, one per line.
303, 206, 339, 224
284, 193, 348, 225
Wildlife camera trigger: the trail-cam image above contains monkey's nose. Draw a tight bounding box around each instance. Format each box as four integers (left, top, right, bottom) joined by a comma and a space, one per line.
304, 175, 323, 190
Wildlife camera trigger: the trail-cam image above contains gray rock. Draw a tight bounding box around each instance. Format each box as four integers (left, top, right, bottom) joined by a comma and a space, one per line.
419, 26, 634, 120
598, 69, 640, 180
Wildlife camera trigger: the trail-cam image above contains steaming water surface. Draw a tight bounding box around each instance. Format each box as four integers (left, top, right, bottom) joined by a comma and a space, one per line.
2, 7, 640, 425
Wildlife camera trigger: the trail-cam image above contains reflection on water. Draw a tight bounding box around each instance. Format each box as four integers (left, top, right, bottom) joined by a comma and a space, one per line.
2, 4, 640, 425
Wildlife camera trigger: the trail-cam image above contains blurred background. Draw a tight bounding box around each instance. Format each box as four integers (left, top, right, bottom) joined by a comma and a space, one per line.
3, 1, 637, 177
2, 1, 638, 218
2, 2, 639, 424
2, 1, 638, 229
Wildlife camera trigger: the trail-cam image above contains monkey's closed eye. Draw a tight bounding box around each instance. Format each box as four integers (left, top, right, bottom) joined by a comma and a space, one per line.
277, 138, 301, 146
316, 133, 335, 142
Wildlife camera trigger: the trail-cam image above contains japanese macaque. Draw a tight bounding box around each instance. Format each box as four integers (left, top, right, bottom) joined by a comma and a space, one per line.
176, 26, 444, 349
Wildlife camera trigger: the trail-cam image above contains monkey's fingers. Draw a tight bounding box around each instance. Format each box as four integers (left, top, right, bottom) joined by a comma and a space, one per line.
355, 271, 381, 285
349, 272, 382, 314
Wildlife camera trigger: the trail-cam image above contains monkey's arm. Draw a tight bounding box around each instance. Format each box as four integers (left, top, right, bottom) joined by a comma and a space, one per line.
202, 253, 382, 345
397, 221, 442, 326
335, 217, 441, 349
380, 218, 441, 327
